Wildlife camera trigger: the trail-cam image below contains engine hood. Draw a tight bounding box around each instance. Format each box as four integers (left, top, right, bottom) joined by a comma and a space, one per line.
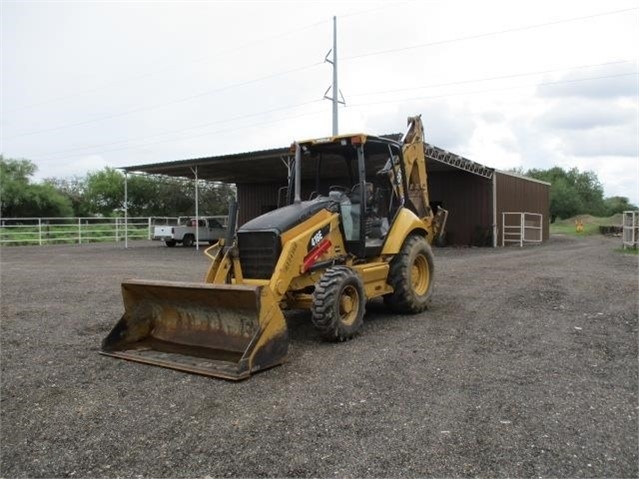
237, 198, 338, 235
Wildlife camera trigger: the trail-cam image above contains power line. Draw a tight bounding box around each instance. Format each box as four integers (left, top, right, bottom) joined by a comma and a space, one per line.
45, 106, 329, 165
33, 60, 635, 159
42, 72, 639, 165
349, 60, 634, 98
28, 61, 629, 161
6, 1, 412, 116
8, 61, 324, 140
38, 99, 323, 158
9, 6, 636, 139
343, 7, 639, 61
348, 72, 639, 109
8, 5, 637, 145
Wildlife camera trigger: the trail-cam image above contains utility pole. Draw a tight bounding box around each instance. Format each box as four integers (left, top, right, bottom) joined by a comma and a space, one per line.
324, 16, 345, 136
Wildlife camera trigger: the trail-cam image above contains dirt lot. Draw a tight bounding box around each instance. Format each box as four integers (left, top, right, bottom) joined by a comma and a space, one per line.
1, 235, 637, 478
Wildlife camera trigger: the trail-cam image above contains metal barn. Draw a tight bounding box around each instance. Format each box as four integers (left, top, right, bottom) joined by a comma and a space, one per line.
122, 143, 549, 247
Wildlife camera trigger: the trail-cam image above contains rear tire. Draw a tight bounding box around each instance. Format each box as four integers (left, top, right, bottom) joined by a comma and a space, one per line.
165, 240, 176, 247
182, 235, 194, 247
384, 234, 434, 313
311, 266, 365, 341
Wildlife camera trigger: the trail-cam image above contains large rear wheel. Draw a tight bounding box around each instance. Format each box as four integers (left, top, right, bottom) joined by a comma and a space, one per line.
311, 266, 365, 341
384, 234, 434, 313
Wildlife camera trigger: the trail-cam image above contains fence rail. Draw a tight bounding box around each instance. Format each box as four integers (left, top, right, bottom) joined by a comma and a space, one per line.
502, 212, 543, 247
622, 210, 638, 249
0, 216, 180, 246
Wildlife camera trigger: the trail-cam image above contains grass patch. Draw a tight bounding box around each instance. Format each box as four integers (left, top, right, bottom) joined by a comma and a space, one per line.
0, 224, 148, 246
550, 222, 600, 236
614, 247, 639, 255
551, 214, 625, 237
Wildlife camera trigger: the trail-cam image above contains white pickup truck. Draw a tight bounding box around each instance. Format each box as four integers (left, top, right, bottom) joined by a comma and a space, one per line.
153, 217, 226, 247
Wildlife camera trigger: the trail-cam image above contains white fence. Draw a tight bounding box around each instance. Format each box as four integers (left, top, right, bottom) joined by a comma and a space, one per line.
622, 210, 638, 249
0, 216, 178, 246
502, 212, 543, 247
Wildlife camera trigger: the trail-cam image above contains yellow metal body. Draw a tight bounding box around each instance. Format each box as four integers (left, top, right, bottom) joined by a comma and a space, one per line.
101, 115, 443, 380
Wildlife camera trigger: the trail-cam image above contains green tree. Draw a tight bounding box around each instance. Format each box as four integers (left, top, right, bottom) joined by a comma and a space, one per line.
199, 181, 236, 216
82, 168, 235, 217
84, 167, 125, 216
602, 196, 637, 216
567, 168, 605, 215
1, 155, 73, 217
548, 176, 583, 222
45, 176, 90, 216
130, 175, 195, 216
526, 166, 606, 222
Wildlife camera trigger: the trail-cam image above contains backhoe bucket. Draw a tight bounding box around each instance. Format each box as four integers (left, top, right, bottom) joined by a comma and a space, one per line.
100, 280, 288, 380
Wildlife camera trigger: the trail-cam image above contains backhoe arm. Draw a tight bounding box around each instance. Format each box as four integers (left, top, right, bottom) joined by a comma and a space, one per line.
402, 115, 447, 243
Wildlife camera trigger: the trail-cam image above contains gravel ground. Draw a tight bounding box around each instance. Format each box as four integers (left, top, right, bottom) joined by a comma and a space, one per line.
1, 235, 637, 478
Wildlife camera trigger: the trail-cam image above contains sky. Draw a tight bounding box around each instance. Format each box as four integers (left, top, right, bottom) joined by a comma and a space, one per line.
2, 0, 638, 203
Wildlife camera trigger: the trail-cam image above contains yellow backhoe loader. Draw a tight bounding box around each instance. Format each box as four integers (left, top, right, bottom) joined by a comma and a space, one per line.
101, 115, 447, 380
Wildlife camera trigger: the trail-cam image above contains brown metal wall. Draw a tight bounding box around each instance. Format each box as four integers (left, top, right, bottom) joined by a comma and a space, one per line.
428, 171, 493, 245
495, 172, 550, 244
238, 171, 549, 246
237, 182, 286, 225
237, 180, 318, 226
238, 173, 493, 245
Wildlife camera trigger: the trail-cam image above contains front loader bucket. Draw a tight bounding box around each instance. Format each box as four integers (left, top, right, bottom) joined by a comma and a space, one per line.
100, 280, 288, 380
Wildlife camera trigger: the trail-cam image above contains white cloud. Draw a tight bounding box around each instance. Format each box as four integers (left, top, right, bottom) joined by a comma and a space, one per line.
537, 99, 635, 131
560, 125, 639, 158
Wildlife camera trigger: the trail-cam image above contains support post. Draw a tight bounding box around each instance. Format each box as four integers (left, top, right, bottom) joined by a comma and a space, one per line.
294, 144, 301, 204
124, 172, 129, 249
492, 173, 497, 248
193, 166, 200, 251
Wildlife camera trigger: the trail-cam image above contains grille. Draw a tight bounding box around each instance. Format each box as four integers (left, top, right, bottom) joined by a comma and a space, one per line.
237, 231, 281, 279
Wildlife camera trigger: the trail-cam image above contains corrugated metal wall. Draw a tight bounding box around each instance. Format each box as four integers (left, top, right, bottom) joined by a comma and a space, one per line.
428, 171, 493, 245
495, 172, 550, 244
237, 182, 286, 225
237, 171, 549, 246
237, 180, 319, 226
238, 173, 494, 245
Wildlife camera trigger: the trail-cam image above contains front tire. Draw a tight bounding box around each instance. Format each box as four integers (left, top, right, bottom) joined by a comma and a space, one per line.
384, 234, 434, 313
311, 266, 365, 341
182, 235, 194, 247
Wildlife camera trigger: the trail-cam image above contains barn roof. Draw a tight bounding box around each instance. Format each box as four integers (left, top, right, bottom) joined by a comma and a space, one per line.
121, 140, 497, 183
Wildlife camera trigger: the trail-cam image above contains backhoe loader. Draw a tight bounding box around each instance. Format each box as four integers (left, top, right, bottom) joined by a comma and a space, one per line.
101, 115, 447, 380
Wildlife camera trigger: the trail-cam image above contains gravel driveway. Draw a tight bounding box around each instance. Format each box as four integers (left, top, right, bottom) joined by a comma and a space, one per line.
1, 235, 637, 478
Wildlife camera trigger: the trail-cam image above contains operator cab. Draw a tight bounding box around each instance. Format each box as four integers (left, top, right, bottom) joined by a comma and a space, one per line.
293, 134, 409, 258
